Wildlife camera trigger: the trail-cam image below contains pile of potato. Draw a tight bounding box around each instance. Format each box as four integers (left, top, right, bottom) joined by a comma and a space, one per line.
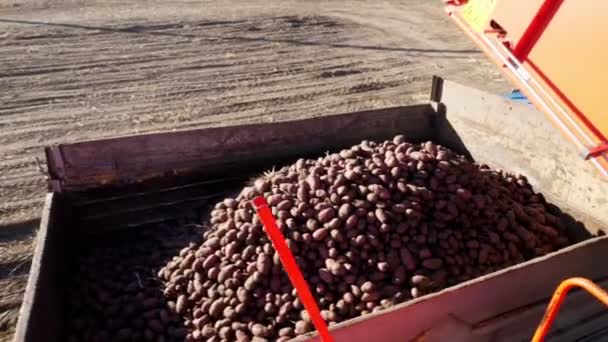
156, 136, 571, 341
65, 224, 201, 342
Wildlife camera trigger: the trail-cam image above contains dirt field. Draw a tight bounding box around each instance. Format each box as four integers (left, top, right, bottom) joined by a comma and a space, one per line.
0, 0, 508, 339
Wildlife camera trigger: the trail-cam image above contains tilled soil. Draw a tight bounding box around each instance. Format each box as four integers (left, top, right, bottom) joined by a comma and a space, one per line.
0, 0, 507, 339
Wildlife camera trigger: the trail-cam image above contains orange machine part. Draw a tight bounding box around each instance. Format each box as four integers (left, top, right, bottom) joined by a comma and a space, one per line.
448, 0, 608, 177
531, 277, 608, 342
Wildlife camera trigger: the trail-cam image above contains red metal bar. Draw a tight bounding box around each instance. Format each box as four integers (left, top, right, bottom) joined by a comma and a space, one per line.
532, 277, 608, 341
252, 197, 334, 342
513, 0, 564, 60
585, 142, 608, 160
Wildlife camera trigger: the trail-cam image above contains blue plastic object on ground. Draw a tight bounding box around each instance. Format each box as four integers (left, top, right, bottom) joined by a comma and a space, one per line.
505, 89, 531, 104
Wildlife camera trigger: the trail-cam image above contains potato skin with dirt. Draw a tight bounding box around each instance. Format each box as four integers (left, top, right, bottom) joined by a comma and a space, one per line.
154, 137, 571, 341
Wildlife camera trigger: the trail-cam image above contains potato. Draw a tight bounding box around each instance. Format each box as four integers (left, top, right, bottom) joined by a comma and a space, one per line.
317, 207, 336, 223
250, 323, 268, 337
312, 227, 329, 241
256, 254, 271, 275
294, 320, 312, 335
208, 299, 226, 319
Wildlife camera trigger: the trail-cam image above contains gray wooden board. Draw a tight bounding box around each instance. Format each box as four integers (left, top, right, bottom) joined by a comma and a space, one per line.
46, 105, 433, 192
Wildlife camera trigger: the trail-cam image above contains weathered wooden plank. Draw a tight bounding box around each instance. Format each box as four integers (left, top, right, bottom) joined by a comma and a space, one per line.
47, 105, 434, 192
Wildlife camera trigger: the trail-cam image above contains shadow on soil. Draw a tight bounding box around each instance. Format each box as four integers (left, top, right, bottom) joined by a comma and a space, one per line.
0, 18, 481, 58
0, 220, 37, 282
0, 219, 39, 242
